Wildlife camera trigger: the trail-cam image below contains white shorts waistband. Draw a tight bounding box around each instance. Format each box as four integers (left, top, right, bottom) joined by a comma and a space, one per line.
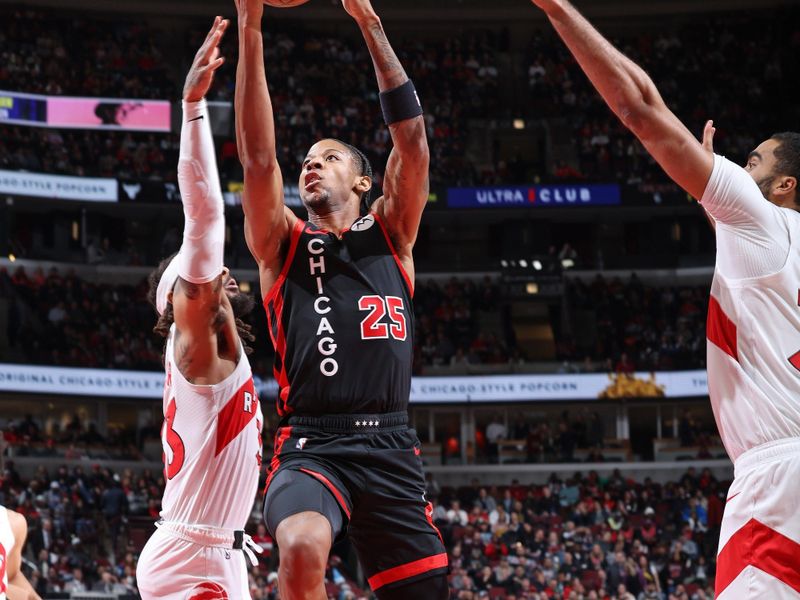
157, 520, 238, 548
156, 521, 263, 567
734, 437, 800, 479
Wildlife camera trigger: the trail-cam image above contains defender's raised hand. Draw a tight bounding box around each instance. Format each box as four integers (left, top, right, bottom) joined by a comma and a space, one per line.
702, 119, 716, 153
184, 17, 229, 102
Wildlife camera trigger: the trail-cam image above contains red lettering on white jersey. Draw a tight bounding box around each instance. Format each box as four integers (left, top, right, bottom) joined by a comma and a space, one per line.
215, 379, 259, 457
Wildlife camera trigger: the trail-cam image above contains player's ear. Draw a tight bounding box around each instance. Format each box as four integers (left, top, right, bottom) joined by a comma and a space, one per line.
355, 175, 371, 194
775, 175, 797, 202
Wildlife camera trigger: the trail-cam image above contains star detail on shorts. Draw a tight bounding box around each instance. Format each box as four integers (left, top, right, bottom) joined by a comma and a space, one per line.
355, 420, 362, 427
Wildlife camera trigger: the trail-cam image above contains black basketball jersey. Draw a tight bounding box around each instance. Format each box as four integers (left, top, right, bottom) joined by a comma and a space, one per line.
264, 212, 414, 417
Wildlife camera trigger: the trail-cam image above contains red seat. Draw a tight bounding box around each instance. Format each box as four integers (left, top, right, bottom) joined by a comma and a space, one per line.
489, 586, 507, 599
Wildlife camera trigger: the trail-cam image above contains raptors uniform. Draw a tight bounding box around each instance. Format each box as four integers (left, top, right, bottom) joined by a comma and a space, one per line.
701, 155, 800, 598
137, 324, 263, 600
263, 212, 448, 593
0, 507, 14, 599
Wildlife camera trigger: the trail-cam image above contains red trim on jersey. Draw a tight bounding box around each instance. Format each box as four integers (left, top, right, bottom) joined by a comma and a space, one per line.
367, 552, 449, 591
707, 295, 738, 361
264, 218, 305, 305
715, 518, 800, 595
298, 467, 351, 519
271, 284, 292, 416
215, 378, 258, 457
372, 211, 414, 297
790, 351, 800, 372
263, 426, 292, 496
425, 501, 444, 544
792, 290, 800, 372
263, 220, 302, 416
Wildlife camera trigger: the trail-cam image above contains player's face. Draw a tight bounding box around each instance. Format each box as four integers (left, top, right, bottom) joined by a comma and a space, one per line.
299, 140, 359, 210
221, 267, 239, 298
745, 138, 782, 203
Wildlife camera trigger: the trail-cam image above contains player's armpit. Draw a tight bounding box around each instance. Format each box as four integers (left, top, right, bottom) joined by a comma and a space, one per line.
244, 205, 297, 297
170, 275, 225, 377
700, 154, 785, 230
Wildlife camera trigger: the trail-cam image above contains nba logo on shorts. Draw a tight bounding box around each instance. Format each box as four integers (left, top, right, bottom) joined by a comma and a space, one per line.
296, 437, 308, 450
188, 582, 228, 599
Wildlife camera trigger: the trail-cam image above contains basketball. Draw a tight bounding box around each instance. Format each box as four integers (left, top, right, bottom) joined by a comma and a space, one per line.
263, 0, 310, 7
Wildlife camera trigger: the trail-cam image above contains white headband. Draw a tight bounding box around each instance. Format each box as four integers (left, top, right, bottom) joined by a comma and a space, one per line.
156, 253, 182, 316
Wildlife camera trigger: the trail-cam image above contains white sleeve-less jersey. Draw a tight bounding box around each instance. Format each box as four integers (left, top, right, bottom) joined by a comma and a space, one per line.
0, 506, 15, 599
702, 155, 800, 461
160, 324, 264, 530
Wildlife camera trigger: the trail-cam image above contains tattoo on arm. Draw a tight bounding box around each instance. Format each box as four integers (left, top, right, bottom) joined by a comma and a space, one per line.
175, 338, 193, 374
365, 22, 407, 91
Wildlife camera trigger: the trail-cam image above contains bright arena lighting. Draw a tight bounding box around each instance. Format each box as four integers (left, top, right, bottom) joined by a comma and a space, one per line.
533, 260, 543, 271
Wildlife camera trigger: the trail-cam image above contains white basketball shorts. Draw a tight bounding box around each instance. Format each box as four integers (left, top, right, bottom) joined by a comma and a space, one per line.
716, 437, 800, 598
136, 523, 250, 600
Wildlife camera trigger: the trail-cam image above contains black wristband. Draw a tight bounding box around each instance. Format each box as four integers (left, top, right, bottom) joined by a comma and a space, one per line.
379, 80, 423, 125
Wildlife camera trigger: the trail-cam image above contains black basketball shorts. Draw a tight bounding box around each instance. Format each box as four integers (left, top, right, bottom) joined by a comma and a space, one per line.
262, 411, 448, 592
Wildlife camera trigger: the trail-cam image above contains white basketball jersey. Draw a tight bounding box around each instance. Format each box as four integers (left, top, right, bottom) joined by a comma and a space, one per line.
0, 506, 15, 599
160, 324, 263, 530
707, 211, 800, 461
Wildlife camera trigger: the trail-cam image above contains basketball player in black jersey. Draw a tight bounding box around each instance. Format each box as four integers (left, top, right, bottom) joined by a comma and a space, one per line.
233, 0, 448, 598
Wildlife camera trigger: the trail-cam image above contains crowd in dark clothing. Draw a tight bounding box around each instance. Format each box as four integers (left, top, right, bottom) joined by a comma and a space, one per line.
6, 8, 797, 197
522, 10, 800, 199
557, 276, 707, 373
413, 276, 518, 370
0, 9, 500, 189
0, 425, 725, 600
2, 265, 711, 375
434, 467, 723, 599
1, 459, 152, 595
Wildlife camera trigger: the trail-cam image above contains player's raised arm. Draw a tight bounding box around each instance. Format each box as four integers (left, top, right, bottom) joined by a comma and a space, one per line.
345, 0, 429, 255
234, 0, 294, 296
531, 0, 714, 200
159, 17, 234, 379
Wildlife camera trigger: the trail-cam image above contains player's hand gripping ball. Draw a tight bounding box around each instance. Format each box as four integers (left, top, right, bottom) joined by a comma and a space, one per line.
263, 0, 310, 7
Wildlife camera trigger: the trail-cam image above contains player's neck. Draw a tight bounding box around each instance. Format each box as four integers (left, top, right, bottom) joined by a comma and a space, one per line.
308, 206, 360, 236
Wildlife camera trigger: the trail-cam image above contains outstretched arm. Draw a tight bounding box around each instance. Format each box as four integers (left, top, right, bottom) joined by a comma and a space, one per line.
532, 0, 713, 200
234, 0, 293, 297
168, 18, 232, 379
345, 0, 429, 256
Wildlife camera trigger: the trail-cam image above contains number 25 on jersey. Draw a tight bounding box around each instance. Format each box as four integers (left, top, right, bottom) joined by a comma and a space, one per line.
359, 295, 407, 341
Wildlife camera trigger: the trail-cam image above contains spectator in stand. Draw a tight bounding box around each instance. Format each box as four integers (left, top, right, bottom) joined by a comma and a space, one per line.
448, 500, 470, 527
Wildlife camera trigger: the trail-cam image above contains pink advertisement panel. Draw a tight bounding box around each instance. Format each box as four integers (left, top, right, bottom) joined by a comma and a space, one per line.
47, 97, 171, 131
